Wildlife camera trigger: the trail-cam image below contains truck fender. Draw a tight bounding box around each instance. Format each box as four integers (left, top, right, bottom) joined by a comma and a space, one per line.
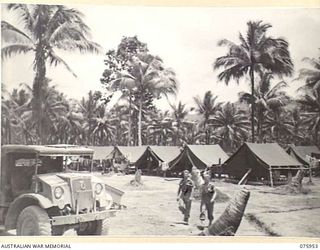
5, 194, 54, 230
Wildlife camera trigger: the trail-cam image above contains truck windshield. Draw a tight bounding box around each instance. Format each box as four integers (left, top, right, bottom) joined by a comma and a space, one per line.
63, 155, 93, 172
12, 154, 93, 175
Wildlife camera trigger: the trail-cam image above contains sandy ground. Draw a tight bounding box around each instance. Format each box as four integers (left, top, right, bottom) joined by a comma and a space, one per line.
101, 174, 320, 237
1, 174, 319, 237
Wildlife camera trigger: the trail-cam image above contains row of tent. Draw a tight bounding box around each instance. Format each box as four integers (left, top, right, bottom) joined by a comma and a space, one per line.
88, 144, 229, 174
88, 143, 320, 182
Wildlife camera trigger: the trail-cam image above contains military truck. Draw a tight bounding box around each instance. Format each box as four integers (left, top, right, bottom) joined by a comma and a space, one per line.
0, 145, 123, 236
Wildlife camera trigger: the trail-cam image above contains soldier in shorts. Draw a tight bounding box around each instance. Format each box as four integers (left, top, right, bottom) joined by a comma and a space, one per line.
200, 172, 217, 226
177, 170, 194, 224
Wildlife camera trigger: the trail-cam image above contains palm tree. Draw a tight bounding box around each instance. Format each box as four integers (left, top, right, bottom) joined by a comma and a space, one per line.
210, 102, 250, 152
1, 4, 101, 144
297, 88, 320, 145
110, 104, 130, 146
297, 53, 320, 90
21, 80, 70, 144
213, 21, 293, 142
147, 110, 174, 145
110, 53, 178, 146
1, 85, 34, 144
91, 105, 117, 145
239, 73, 290, 142
170, 101, 189, 146
53, 100, 84, 144
263, 110, 294, 144
288, 106, 305, 145
193, 91, 221, 144
79, 91, 102, 145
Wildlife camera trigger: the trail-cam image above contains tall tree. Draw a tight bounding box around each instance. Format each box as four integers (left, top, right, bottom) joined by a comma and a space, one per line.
170, 101, 189, 146
210, 102, 250, 152
101, 37, 178, 146
79, 91, 102, 145
297, 53, 320, 90
1, 4, 101, 144
239, 73, 290, 142
91, 105, 116, 145
1, 85, 34, 144
297, 88, 320, 145
193, 91, 221, 144
101, 36, 148, 145
213, 21, 293, 142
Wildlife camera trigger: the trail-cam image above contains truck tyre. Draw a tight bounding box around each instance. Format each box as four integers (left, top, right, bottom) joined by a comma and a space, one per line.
77, 219, 109, 235
16, 205, 52, 236
95, 219, 109, 235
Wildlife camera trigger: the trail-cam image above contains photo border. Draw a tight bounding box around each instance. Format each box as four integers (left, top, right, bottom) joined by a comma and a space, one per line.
0, 0, 319, 243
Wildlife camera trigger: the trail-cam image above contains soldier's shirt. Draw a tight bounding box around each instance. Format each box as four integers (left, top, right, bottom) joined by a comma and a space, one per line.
179, 178, 194, 200
201, 183, 215, 203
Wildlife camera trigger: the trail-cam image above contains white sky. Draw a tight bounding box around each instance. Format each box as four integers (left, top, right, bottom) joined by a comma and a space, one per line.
1, 5, 320, 110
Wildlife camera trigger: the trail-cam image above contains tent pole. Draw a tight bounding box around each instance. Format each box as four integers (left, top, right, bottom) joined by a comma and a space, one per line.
269, 168, 273, 188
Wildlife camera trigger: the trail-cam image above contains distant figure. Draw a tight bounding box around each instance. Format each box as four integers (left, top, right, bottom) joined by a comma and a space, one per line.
200, 172, 217, 226
135, 168, 142, 184
177, 170, 194, 224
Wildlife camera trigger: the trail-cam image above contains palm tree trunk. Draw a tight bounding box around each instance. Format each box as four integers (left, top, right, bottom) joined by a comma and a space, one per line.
276, 112, 280, 142
204, 120, 209, 144
33, 45, 46, 145
315, 125, 319, 146
200, 189, 250, 236
6, 118, 11, 144
138, 98, 143, 146
249, 67, 255, 143
258, 110, 263, 143
128, 95, 132, 146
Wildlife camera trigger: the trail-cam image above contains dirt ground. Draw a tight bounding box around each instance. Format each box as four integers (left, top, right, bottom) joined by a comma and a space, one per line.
101, 174, 320, 237
1, 174, 319, 237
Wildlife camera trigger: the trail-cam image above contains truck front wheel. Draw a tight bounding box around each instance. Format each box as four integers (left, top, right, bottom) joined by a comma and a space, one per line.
77, 219, 109, 235
16, 205, 52, 236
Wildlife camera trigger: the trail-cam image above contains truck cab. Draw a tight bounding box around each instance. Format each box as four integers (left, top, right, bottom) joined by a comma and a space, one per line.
0, 145, 123, 236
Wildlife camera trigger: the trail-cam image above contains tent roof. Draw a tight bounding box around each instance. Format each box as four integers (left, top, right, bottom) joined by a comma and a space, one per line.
116, 146, 148, 163
287, 145, 320, 164
244, 143, 303, 167
1, 145, 94, 156
87, 146, 114, 160
187, 145, 229, 166
149, 146, 181, 163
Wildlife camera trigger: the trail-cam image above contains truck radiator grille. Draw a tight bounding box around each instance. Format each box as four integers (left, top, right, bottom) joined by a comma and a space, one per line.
70, 178, 94, 212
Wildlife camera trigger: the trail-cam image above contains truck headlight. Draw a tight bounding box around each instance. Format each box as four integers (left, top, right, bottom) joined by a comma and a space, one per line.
54, 186, 64, 199
95, 183, 103, 195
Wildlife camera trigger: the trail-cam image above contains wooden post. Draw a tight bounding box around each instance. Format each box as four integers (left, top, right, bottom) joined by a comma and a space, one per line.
309, 164, 313, 183
288, 171, 293, 183
269, 168, 274, 188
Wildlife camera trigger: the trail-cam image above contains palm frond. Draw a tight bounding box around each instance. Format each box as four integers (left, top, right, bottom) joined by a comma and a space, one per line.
47, 49, 77, 77
1, 44, 34, 60
1, 21, 33, 44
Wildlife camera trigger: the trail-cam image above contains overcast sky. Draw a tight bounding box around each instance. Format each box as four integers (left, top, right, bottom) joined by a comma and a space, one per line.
1, 5, 320, 110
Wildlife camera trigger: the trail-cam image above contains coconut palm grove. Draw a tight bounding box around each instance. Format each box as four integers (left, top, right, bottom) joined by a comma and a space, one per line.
1, 4, 319, 151
1, 3, 320, 237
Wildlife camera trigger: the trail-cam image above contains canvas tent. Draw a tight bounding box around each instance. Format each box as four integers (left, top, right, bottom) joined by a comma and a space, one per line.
223, 143, 305, 186
86, 146, 114, 171
112, 146, 148, 164
134, 146, 181, 175
87, 146, 114, 160
168, 145, 229, 174
286, 145, 320, 166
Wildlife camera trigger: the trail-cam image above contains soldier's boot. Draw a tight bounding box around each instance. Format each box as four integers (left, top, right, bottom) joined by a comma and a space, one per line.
183, 217, 189, 225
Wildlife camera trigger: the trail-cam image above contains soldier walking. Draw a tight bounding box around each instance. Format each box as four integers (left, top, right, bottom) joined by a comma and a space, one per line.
177, 170, 194, 224
200, 172, 217, 226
